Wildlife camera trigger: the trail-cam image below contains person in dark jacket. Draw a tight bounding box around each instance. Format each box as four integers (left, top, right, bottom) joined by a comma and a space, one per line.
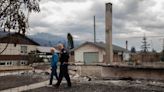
49, 48, 59, 85
55, 43, 71, 88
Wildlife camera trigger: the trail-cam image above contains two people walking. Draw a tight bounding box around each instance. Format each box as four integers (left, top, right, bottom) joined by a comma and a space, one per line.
49, 43, 72, 88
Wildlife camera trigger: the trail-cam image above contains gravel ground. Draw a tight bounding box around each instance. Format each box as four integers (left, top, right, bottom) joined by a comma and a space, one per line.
0, 74, 48, 90
24, 80, 164, 92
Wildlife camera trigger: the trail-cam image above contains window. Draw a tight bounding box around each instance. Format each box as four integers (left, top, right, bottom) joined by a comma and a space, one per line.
0, 62, 5, 65
14, 43, 17, 47
21, 62, 24, 65
21, 46, 27, 53
6, 62, 12, 66
20, 61, 27, 65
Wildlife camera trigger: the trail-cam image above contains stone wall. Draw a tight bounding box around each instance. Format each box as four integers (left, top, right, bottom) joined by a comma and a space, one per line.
69, 65, 102, 78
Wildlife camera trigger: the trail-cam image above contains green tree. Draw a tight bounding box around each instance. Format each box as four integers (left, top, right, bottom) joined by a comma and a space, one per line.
141, 35, 150, 53
131, 46, 136, 53
161, 50, 164, 62
28, 51, 44, 64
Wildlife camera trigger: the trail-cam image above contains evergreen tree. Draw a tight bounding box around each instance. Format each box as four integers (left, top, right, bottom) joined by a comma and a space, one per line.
161, 50, 164, 62
67, 33, 74, 50
141, 35, 150, 53
131, 46, 136, 53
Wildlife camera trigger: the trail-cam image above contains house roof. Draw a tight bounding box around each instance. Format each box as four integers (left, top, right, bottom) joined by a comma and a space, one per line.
0, 32, 39, 45
0, 55, 28, 61
72, 41, 128, 52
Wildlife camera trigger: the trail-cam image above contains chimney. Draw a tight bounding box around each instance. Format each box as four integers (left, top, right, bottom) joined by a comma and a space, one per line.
126, 40, 128, 50
105, 3, 113, 64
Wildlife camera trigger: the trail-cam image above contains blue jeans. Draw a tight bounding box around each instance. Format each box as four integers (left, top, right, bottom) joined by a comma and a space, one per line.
49, 66, 58, 85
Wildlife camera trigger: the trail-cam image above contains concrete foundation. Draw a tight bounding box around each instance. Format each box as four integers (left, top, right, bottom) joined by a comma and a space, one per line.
70, 65, 102, 78
69, 65, 164, 81
0, 66, 32, 71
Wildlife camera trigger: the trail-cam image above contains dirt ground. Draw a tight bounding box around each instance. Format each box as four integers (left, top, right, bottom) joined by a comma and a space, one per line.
24, 80, 164, 92
0, 74, 48, 90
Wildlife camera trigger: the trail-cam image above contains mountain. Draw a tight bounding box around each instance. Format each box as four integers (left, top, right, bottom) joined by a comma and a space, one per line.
28, 33, 67, 47
0, 31, 82, 48
0, 31, 8, 38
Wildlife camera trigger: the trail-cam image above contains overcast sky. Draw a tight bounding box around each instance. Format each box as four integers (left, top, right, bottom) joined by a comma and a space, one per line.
28, 0, 164, 52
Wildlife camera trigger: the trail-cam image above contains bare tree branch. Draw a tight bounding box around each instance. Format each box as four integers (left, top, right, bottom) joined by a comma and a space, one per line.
0, 0, 40, 34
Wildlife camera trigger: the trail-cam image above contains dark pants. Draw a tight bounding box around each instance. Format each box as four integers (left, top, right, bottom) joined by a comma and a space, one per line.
49, 66, 58, 85
56, 64, 71, 87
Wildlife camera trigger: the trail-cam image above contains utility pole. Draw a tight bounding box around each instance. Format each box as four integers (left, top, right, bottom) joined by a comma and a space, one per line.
94, 16, 96, 43
163, 38, 164, 52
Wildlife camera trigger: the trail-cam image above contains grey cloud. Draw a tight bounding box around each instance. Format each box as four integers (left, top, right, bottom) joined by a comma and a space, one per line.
90, 1, 105, 22
53, 0, 87, 2
113, 0, 160, 34
30, 19, 51, 28
113, 0, 156, 19
41, 0, 87, 3
111, 0, 163, 51
29, 0, 164, 51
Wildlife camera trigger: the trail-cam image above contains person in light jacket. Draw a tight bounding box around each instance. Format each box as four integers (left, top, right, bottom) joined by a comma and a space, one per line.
49, 48, 59, 85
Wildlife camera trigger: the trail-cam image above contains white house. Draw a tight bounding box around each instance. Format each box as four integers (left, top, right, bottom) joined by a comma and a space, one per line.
0, 32, 40, 66
72, 42, 129, 64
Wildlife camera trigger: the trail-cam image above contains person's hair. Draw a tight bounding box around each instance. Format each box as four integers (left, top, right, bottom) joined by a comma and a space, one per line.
57, 43, 64, 48
50, 48, 55, 52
